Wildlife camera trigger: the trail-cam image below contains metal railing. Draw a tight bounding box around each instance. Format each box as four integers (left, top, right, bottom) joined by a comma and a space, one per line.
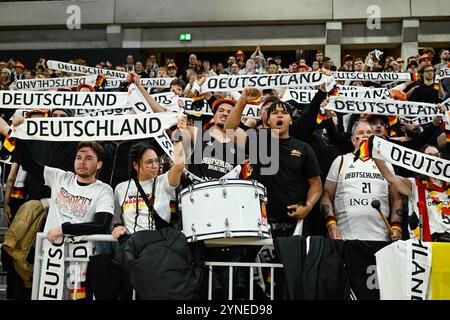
31, 233, 281, 300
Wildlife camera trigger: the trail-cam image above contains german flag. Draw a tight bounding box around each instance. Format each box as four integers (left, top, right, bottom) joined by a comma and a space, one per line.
445, 130, 450, 143
433, 82, 440, 91
190, 93, 205, 117
70, 286, 86, 300
170, 201, 177, 215
11, 188, 25, 199
411, 72, 419, 82
354, 138, 372, 161
316, 112, 326, 125
329, 87, 339, 97
241, 159, 253, 179
388, 116, 399, 137
388, 116, 398, 127
3, 129, 15, 152
95, 75, 106, 90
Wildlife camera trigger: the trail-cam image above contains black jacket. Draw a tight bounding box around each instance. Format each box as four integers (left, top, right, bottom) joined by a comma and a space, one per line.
114, 228, 204, 300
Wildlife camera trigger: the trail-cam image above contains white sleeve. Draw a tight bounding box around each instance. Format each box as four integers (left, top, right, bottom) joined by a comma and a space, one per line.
326, 155, 343, 182
95, 185, 115, 215
393, 83, 406, 91
113, 183, 124, 224
161, 172, 176, 200
43, 166, 66, 187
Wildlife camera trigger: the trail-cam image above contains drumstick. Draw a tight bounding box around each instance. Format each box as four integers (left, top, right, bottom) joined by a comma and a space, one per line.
371, 199, 393, 234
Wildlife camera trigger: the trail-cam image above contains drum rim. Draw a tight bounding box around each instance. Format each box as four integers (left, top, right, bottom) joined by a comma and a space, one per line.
180, 179, 266, 196
184, 230, 271, 241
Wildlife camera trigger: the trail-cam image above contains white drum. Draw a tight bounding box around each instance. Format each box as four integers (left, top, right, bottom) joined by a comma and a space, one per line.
180, 179, 270, 242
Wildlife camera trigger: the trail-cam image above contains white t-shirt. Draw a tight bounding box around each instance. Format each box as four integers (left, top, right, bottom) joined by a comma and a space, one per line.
43, 166, 114, 233
327, 153, 394, 241
114, 172, 176, 233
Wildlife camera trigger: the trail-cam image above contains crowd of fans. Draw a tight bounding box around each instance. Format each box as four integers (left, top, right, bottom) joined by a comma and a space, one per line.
0, 43, 449, 300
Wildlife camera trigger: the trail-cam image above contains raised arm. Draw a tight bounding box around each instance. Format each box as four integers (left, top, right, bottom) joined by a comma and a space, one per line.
224, 87, 261, 131
0, 117, 10, 137
168, 116, 187, 187
129, 72, 165, 113
372, 158, 412, 196
293, 86, 327, 141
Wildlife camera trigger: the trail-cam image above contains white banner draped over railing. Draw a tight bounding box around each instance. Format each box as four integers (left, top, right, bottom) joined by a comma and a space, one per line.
11, 112, 178, 142
14, 76, 97, 91
372, 136, 450, 182
38, 240, 65, 300
0, 90, 128, 109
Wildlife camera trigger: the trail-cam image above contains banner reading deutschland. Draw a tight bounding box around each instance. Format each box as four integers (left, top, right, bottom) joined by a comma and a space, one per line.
0, 90, 128, 109
128, 84, 176, 161
372, 136, 450, 182
200, 72, 326, 92
47, 60, 128, 80
331, 72, 412, 82
326, 96, 443, 117
105, 77, 175, 90
282, 88, 390, 104
14, 76, 97, 91
11, 113, 178, 142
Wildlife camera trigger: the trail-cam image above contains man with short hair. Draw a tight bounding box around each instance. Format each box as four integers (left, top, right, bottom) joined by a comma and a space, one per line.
166, 62, 178, 78
145, 55, 158, 78
235, 50, 245, 69
17, 140, 114, 241
320, 120, 402, 241
222, 56, 236, 75
316, 51, 324, 67
125, 55, 135, 72
434, 49, 450, 97
135, 61, 148, 78
266, 59, 279, 74
339, 55, 354, 71
408, 63, 441, 104
230, 62, 240, 76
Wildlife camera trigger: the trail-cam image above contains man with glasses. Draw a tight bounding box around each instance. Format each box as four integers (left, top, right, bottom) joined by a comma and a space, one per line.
408, 63, 441, 104
353, 58, 364, 72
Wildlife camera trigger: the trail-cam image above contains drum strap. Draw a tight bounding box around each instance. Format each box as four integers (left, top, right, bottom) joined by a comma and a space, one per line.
134, 177, 170, 230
